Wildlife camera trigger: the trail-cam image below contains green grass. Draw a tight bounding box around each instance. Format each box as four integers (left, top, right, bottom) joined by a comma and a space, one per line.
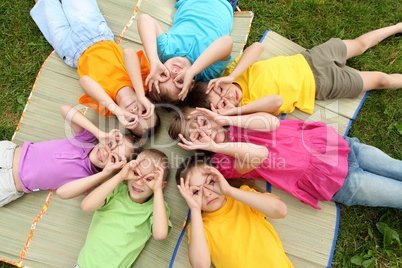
0, 0, 401, 267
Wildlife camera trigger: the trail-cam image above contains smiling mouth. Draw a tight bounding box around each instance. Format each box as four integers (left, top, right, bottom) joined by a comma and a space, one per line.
207, 198, 218, 205
132, 185, 144, 193
126, 101, 136, 110
97, 149, 103, 162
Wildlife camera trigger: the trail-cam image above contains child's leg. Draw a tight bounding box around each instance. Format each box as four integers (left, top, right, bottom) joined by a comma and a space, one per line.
30, 0, 71, 50
0, 141, 24, 207
357, 71, 402, 91
331, 136, 402, 209
342, 23, 402, 60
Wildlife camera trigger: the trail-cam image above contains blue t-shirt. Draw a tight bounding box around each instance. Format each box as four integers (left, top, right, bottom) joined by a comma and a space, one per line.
157, 0, 233, 81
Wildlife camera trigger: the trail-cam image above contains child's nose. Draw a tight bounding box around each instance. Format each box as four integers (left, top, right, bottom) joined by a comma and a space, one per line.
136, 178, 144, 186
203, 187, 211, 197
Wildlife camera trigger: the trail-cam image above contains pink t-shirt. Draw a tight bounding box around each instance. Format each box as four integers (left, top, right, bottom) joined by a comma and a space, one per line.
18, 129, 99, 193
212, 120, 350, 209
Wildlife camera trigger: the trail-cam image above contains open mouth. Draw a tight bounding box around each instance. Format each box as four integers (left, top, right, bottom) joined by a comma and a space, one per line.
97, 149, 103, 162
126, 101, 136, 110
132, 185, 144, 194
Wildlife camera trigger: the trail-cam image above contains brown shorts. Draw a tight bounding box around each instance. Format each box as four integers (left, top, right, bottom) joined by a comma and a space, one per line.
301, 38, 363, 100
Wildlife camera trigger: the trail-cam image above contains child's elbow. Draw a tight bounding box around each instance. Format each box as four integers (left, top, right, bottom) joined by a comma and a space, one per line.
153, 232, 168, 241
56, 187, 70, 200
123, 47, 136, 57
80, 200, 94, 214
252, 42, 265, 53
222, 35, 233, 49
137, 13, 152, 25
273, 95, 283, 110
276, 202, 288, 219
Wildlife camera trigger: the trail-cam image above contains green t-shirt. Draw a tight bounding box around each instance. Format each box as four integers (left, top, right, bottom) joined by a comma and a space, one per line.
77, 182, 172, 268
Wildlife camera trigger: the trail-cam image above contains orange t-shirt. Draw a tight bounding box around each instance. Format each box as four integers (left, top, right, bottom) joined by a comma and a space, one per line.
77, 41, 150, 117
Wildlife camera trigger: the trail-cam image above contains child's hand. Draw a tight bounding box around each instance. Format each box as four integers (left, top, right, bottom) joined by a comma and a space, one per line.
177, 176, 203, 212
174, 70, 194, 101
98, 129, 123, 149
202, 166, 231, 196
206, 76, 234, 95
137, 96, 155, 119
119, 155, 146, 181
104, 153, 128, 174
143, 160, 164, 192
147, 60, 170, 93
210, 99, 237, 116
178, 133, 215, 151
117, 111, 139, 130
188, 107, 228, 126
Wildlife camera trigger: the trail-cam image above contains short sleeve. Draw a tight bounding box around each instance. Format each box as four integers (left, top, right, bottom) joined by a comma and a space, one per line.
105, 181, 127, 205
74, 129, 97, 143
156, 33, 168, 61
224, 53, 242, 76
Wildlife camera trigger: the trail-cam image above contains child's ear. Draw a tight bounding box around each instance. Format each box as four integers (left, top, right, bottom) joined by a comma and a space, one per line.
189, 80, 195, 90
162, 181, 168, 189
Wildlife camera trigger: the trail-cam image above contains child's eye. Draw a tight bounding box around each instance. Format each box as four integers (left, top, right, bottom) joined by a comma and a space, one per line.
193, 190, 199, 195
196, 134, 202, 140
209, 180, 214, 185
146, 178, 153, 182
108, 141, 113, 148
203, 119, 207, 126
134, 171, 139, 176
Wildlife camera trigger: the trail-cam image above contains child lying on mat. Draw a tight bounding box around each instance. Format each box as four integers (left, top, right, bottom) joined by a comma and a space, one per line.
137, 0, 234, 105
176, 155, 293, 268
0, 105, 140, 207
76, 149, 171, 268
188, 23, 402, 115
30, 0, 158, 138
169, 107, 402, 210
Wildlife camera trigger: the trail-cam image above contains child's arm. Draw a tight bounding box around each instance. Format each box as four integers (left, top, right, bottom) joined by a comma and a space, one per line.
213, 95, 283, 116
80, 158, 143, 212
56, 153, 127, 199
178, 133, 268, 174
176, 35, 233, 101
79, 76, 139, 129
189, 107, 280, 132
123, 48, 155, 118
137, 14, 170, 92
143, 161, 169, 240
177, 177, 211, 268
204, 166, 287, 219
207, 42, 264, 95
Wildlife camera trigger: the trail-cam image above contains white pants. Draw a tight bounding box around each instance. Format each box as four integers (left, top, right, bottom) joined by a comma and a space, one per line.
0, 141, 24, 207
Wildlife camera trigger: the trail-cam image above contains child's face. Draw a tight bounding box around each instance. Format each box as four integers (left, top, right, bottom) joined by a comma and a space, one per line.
208, 83, 242, 111
187, 165, 226, 213
89, 135, 135, 170
126, 156, 163, 203
159, 57, 193, 97
185, 115, 227, 144
123, 99, 157, 137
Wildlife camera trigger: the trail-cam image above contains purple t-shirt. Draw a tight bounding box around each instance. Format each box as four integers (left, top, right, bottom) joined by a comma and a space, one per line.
18, 129, 99, 193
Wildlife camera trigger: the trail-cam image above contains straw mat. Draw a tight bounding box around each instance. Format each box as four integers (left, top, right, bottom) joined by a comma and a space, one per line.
0, 0, 252, 267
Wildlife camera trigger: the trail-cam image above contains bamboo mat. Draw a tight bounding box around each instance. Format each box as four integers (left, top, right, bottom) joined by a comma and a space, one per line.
259, 30, 368, 136
0, 0, 253, 267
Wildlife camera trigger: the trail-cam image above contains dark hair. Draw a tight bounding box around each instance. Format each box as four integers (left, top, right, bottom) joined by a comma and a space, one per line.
168, 108, 194, 140
139, 149, 170, 181
175, 154, 265, 193
187, 81, 210, 108
146, 84, 187, 108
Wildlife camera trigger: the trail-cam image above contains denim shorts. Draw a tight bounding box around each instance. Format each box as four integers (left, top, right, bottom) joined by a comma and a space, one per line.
30, 0, 114, 68
0, 141, 24, 207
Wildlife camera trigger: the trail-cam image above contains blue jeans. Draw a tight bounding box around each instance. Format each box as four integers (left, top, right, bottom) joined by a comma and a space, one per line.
30, 0, 114, 68
331, 136, 402, 210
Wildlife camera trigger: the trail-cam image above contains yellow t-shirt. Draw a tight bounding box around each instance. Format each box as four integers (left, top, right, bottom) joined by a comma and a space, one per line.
225, 54, 315, 115
77, 41, 150, 117
189, 185, 293, 268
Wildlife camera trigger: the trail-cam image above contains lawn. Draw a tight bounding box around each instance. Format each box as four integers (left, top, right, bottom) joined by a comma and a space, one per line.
0, 0, 401, 267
